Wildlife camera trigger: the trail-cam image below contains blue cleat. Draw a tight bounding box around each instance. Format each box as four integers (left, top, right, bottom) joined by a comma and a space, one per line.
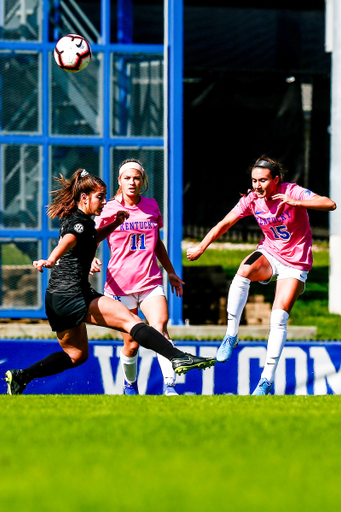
252, 378, 272, 395
216, 334, 238, 362
123, 380, 139, 395
163, 383, 179, 396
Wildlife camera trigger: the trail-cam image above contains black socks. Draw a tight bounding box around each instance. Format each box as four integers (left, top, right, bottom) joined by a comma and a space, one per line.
130, 323, 184, 360
21, 324, 184, 385
23, 351, 75, 383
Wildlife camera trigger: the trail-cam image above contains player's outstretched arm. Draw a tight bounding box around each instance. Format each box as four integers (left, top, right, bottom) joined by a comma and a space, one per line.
33, 234, 77, 272
187, 211, 239, 261
95, 210, 129, 243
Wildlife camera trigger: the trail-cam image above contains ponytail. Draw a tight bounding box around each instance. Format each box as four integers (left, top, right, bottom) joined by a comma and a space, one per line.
47, 168, 106, 218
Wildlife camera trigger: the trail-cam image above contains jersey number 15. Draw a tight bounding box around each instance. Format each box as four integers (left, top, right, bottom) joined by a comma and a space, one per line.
269, 225, 290, 241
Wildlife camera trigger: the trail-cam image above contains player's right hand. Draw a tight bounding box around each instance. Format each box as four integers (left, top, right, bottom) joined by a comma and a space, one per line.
168, 273, 185, 297
33, 259, 54, 273
186, 245, 203, 261
90, 257, 102, 275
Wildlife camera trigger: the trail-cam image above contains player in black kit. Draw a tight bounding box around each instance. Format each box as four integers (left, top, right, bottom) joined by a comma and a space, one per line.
4, 169, 216, 394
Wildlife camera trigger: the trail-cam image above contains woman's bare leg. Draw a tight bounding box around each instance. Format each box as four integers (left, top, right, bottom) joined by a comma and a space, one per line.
57, 323, 89, 365
84, 296, 182, 361
4, 324, 88, 394
84, 296, 216, 374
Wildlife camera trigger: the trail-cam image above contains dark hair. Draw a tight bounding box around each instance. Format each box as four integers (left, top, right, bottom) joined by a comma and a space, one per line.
47, 168, 106, 218
115, 158, 149, 199
250, 155, 287, 182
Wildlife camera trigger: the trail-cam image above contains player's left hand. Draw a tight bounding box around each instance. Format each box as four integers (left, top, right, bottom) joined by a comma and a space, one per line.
271, 193, 298, 215
115, 210, 130, 225
168, 273, 185, 297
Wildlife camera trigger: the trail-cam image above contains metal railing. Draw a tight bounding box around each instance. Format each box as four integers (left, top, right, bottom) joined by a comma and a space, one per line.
51, 0, 100, 43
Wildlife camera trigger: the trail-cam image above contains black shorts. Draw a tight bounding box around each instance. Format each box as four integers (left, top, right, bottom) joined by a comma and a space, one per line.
45, 287, 102, 332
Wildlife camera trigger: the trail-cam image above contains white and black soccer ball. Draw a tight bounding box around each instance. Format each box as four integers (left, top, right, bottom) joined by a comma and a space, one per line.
54, 34, 92, 73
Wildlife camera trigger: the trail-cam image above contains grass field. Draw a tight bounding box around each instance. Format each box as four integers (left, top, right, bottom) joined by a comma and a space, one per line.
1, 395, 341, 512
182, 243, 341, 340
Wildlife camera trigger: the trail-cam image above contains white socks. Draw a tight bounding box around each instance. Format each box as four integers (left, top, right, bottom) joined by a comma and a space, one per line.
120, 352, 138, 384
156, 352, 176, 386
226, 276, 289, 385
226, 275, 251, 337
120, 343, 176, 386
261, 309, 289, 383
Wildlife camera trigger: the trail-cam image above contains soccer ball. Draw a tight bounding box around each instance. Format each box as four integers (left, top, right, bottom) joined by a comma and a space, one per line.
54, 34, 92, 73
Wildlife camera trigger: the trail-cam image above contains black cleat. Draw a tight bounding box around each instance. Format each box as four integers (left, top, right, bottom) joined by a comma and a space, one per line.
4, 369, 28, 395
171, 353, 216, 375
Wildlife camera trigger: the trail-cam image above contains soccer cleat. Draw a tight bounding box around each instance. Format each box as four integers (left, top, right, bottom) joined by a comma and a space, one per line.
252, 378, 273, 395
216, 334, 238, 362
163, 383, 179, 396
171, 353, 216, 375
123, 380, 139, 395
4, 369, 28, 395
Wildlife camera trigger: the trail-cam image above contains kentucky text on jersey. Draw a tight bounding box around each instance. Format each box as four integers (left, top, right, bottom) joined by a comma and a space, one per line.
96, 196, 164, 295
120, 220, 157, 231
232, 183, 316, 271
255, 211, 291, 226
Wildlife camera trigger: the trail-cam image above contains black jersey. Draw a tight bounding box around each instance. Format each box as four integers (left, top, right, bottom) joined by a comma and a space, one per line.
47, 209, 97, 295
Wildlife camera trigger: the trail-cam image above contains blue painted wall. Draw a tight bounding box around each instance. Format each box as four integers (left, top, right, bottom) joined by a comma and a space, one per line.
1, 339, 341, 395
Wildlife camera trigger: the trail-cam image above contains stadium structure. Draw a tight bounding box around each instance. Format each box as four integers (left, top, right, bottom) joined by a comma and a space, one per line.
0, 0, 333, 324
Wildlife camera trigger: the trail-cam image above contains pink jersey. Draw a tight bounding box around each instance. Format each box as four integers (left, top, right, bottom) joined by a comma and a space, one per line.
96, 196, 163, 295
232, 183, 317, 271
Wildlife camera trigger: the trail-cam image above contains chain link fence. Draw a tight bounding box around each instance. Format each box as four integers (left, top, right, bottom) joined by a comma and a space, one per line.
0, 0, 165, 314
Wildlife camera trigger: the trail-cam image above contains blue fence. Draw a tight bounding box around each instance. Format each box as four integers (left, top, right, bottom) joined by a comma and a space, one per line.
0, 0, 185, 325
1, 340, 341, 395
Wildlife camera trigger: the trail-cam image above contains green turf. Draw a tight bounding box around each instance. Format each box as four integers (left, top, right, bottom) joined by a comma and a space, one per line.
1, 395, 341, 512
183, 244, 341, 339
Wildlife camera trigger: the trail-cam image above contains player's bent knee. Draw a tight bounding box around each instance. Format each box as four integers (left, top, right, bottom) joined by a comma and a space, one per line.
151, 322, 168, 336
126, 347, 138, 357
237, 267, 250, 278
236, 267, 255, 281
72, 351, 89, 367
124, 340, 139, 356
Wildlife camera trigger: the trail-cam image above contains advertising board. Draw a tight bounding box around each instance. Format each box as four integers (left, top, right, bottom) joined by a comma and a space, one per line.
1, 340, 340, 395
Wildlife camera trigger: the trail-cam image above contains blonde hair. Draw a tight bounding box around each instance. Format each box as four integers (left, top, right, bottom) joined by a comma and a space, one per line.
115, 158, 149, 199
